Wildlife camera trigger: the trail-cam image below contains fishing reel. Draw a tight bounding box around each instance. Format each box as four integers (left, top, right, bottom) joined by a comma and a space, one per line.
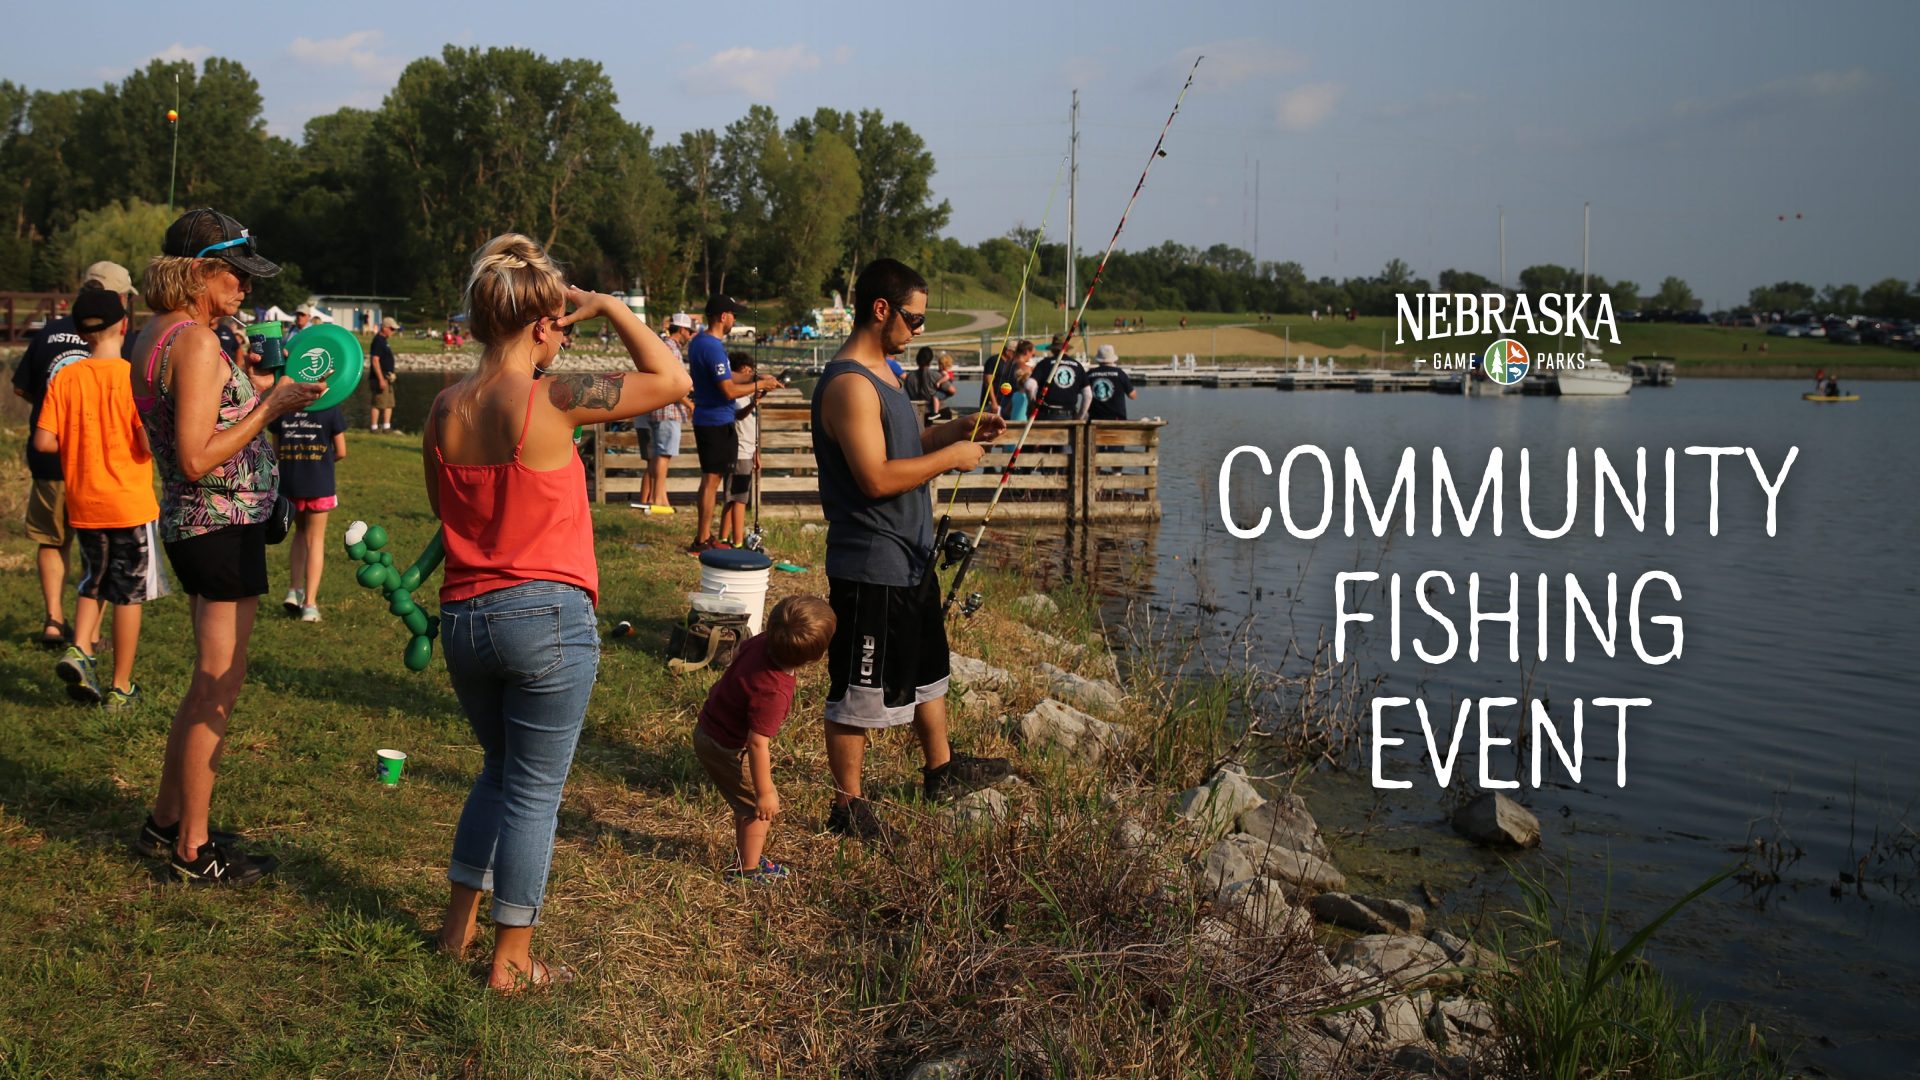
959, 591, 984, 618
938, 528, 976, 571
743, 526, 765, 553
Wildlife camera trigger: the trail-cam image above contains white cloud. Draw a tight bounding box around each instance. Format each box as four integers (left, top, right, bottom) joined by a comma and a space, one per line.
96, 42, 214, 80
681, 44, 824, 100
287, 29, 403, 83
1170, 40, 1309, 90
1276, 82, 1342, 131
1671, 68, 1867, 123
831, 45, 854, 66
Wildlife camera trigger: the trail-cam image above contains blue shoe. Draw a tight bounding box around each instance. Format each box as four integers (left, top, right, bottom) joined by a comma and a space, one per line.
56, 646, 102, 704
725, 856, 792, 884
104, 683, 142, 711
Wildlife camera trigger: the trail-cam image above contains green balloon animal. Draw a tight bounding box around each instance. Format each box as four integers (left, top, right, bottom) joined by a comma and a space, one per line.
343, 520, 446, 671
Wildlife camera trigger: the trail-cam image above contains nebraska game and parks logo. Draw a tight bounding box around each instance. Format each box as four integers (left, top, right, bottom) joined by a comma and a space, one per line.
1481, 338, 1531, 386
294, 346, 334, 382
1396, 292, 1616, 377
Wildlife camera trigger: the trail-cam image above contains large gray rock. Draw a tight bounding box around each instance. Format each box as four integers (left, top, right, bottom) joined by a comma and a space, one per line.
1172, 770, 1266, 840
1201, 832, 1347, 898
1310, 892, 1428, 936
1038, 661, 1125, 715
943, 787, 1009, 827
1336, 935, 1461, 990
1201, 833, 1261, 893
1258, 844, 1348, 898
948, 653, 1014, 689
1428, 930, 1507, 974
1371, 991, 1431, 1048
1216, 877, 1312, 938
1450, 792, 1541, 849
1433, 997, 1497, 1039
1237, 794, 1329, 860
956, 688, 1003, 719
1013, 593, 1059, 617
1015, 698, 1124, 761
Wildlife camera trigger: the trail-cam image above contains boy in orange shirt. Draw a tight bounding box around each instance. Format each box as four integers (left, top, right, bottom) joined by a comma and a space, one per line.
32, 289, 168, 707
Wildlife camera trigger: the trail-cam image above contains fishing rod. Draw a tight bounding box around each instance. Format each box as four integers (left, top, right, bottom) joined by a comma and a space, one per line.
929, 157, 1067, 603
938, 56, 1203, 617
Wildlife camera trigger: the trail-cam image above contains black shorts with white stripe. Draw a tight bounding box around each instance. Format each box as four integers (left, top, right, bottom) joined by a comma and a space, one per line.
824, 570, 950, 729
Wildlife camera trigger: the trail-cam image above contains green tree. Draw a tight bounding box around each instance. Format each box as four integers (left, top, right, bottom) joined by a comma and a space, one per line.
1860, 277, 1911, 318
1818, 283, 1861, 315
1606, 279, 1641, 312
1747, 281, 1815, 314
788, 108, 950, 294
658, 128, 723, 305
759, 127, 861, 320
48, 198, 174, 290
1651, 276, 1696, 312
376, 46, 654, 312
1437, 268, 1497, 295
1518, 263, 1579, 297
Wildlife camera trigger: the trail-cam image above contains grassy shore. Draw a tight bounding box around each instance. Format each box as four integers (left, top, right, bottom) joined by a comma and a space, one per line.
0, 398, 1797, 1077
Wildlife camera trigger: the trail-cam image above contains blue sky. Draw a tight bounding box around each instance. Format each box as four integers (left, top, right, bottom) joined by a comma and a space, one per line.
8, 0, 1917, 308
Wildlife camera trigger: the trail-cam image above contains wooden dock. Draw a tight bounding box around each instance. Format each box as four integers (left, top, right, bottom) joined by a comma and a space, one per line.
586, 393, 1163, 522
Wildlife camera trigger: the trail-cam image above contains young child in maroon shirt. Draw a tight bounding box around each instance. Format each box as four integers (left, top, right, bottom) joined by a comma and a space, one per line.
692, 595, 836, 882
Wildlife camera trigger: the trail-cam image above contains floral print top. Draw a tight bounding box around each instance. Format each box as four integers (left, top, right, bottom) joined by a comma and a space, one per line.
137, 321, 279, 542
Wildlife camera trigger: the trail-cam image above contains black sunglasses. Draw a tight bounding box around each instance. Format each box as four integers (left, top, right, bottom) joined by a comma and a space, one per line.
893, 305, 926, 332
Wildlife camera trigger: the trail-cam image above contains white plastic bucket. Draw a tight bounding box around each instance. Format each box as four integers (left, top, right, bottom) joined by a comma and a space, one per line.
699, 564, 771, 636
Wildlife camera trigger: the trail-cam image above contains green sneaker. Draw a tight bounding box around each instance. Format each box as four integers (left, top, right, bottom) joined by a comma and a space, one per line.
56, 646, 102, 704
104, 683, 142, 711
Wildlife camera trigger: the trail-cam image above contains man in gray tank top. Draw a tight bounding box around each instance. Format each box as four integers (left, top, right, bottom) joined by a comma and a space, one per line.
812, 258, 1013, 841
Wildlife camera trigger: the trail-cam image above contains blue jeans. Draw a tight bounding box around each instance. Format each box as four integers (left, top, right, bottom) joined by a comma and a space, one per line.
440, 581, 599, 926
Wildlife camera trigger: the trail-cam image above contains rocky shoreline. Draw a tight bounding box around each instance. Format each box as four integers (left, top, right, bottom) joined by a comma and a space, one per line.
916, 594, 1542, 1079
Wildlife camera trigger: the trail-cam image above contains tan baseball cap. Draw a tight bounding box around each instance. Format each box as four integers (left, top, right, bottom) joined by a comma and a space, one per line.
82, 260, 134, 295
381, 316, 400, 330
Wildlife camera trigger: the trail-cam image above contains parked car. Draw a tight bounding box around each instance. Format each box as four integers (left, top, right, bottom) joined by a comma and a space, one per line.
1766, 322, 1803, 337
1858, 320, 1895, 345
1827, 325, 1861, 345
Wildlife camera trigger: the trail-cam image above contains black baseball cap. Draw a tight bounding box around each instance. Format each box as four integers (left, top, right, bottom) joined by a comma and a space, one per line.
704, 294, 749, 319
162, 208, 281, 279
71, 288, 127, 334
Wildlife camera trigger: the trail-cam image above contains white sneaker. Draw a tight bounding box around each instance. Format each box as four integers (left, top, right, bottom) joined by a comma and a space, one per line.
300, 606, 321, 623
282, 589, 304, 616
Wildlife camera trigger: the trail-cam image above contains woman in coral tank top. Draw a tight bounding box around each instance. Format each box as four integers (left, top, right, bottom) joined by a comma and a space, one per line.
424, 234, 689, 992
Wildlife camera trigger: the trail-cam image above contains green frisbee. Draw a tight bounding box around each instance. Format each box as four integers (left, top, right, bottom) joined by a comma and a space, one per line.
283, 323, 365, 412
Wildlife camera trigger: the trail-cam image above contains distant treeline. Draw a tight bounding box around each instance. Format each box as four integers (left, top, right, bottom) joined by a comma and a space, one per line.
4, 52, 1913, 323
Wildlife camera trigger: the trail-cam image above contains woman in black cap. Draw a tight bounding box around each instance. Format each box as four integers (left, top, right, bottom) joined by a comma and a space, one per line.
129, 208, 324, 885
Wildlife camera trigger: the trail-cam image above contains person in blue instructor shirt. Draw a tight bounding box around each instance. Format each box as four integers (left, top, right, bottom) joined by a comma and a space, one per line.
687, 294, 780, 554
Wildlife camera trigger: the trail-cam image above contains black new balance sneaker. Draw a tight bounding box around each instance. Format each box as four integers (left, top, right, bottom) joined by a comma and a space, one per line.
922, 751, 1013, 803
168, 841, 278, 886
135, 815, 244, 860
826, 798, 900, 845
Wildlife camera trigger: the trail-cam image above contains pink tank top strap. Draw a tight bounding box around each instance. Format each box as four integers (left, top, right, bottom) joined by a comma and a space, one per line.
513, 385, 540, 461
142, 319, 195, 396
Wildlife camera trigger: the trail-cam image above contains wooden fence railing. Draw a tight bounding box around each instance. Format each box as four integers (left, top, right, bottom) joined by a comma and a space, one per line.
587, 392, 1160, 522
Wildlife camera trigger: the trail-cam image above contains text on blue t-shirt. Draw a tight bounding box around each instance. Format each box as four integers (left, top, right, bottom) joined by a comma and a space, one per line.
688, 333, 735, 426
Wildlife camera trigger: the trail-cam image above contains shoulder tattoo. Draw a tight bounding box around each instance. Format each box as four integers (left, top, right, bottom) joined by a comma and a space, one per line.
547, 372, 625, 411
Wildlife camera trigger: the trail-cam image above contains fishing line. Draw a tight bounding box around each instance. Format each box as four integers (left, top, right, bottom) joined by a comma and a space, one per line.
938, 56, 1204, 615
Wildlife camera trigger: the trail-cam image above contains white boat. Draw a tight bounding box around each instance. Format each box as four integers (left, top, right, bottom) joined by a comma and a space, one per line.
1555, 350, 1633, 396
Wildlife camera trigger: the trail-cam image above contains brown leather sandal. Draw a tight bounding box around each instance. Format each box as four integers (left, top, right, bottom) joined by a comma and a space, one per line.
491, 957, 577, 995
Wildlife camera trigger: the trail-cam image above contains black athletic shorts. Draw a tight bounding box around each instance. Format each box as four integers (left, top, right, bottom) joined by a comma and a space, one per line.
75, 523, 172, 605
727, 469, 752, 503
693, 424, 738, 475
164, 521, 269, 601
824, 570, 950, 729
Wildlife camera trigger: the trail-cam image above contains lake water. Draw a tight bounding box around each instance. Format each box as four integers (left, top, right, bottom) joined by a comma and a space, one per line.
1000, 379, 1918, 1075
384, 370, 1915, 1071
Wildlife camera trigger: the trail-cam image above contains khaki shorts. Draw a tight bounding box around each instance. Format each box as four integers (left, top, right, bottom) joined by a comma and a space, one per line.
371, 385, 396, 410
692, 725, 758, 819
23, 479, 69, 547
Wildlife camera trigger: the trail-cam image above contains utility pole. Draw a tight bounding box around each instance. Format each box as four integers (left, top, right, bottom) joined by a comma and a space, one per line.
1253, 159, 1260, 266
1066, 89, 1079, 325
